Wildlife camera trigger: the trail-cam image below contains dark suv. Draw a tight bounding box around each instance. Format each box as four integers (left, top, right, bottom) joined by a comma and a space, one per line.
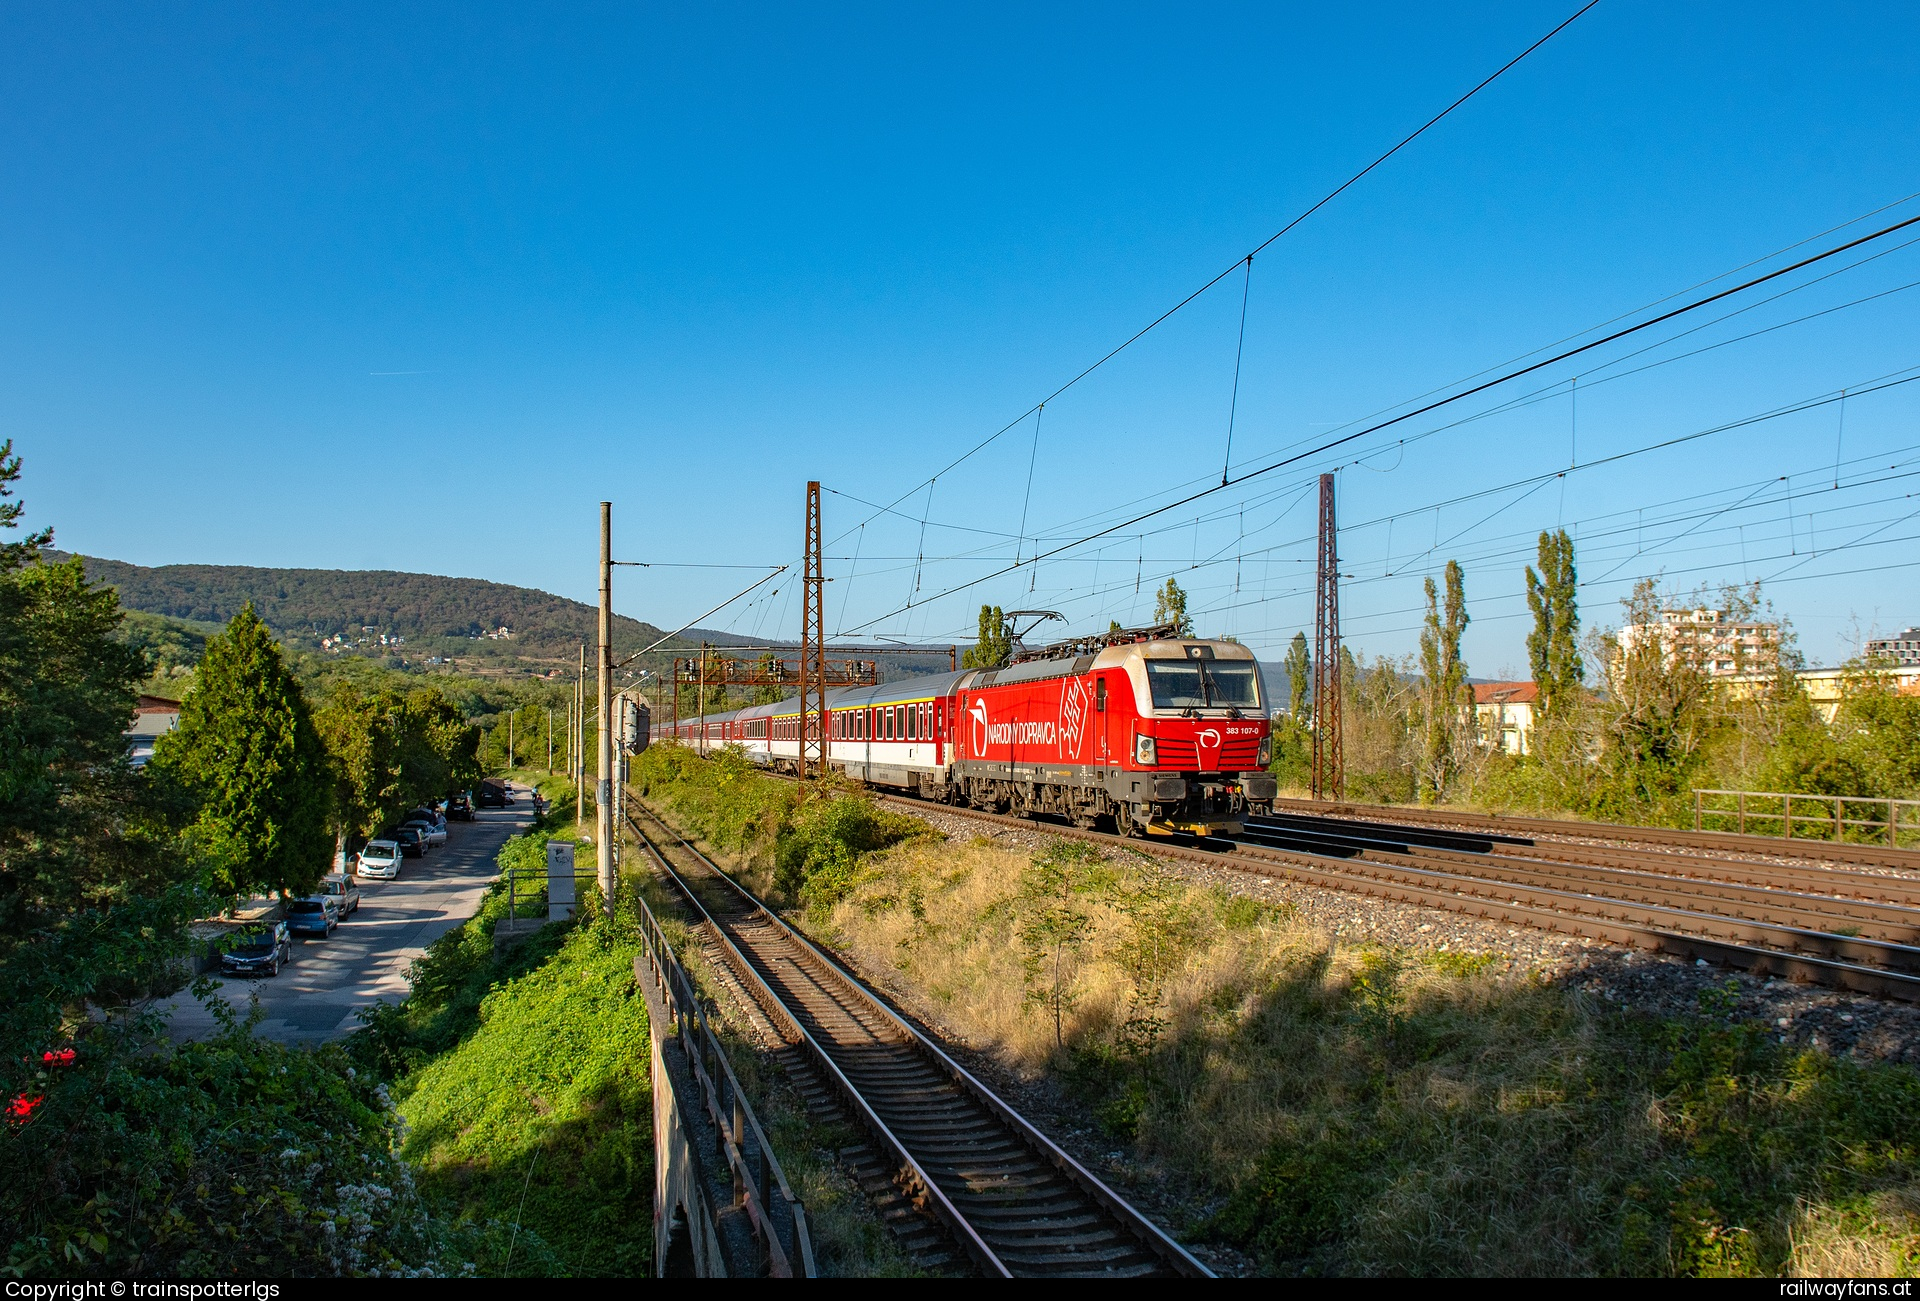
445, 795, 473, 822
392, 826, 428, 858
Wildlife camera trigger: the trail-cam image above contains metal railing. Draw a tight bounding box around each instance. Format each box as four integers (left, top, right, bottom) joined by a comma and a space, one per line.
633, 886, 816, 1277
1694, 788, 1920, 847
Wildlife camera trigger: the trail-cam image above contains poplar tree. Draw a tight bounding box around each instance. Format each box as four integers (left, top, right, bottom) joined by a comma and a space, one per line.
962, 604, 1012, 670
1153, 578, 1192, 636
1417, 560, 1473, 801
155, 604, 333, 896
1284, 631, 1310, 720
1525, 528, 1583, 720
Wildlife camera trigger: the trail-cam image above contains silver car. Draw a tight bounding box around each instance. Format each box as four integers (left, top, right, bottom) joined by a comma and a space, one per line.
402, 818, 445, 848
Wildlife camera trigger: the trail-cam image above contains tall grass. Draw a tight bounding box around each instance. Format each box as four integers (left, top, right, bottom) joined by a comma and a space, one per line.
826, 835, 1920, 1277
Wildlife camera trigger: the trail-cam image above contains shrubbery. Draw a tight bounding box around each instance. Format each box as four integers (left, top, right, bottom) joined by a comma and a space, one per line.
4, 1012, 455, 1277
632, 743, 927, 914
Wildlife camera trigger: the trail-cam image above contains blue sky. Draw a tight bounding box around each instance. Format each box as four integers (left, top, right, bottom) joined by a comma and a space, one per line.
5, 1, 1918, 669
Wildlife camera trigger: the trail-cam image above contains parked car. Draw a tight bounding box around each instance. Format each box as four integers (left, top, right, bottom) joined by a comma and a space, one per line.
222, 921, 292, 977
403, 815, 447, 847
475, 785, 506, 808
287, 895, 338, 937
320, 873, 362, 916
392, 826, 428, 858
357, 839, 402, 879
445, 794, 473, 822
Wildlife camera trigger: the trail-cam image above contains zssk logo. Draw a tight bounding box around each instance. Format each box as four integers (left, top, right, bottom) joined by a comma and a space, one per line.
970, 699, 989, 757
1059, 678, 1090, 759
1196, 728, 1222, 748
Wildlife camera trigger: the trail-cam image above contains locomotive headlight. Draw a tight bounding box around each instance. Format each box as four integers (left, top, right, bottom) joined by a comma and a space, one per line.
1258, 737, 1272, 767
1135, 734, 1156, 765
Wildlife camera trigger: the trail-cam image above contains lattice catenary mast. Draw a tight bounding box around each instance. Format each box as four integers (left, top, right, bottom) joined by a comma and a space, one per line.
800, 481, 827, 778
1312, 473, 1342, 801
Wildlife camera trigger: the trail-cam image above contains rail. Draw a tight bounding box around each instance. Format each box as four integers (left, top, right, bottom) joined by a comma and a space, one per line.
630, 802, 1213, 1278
1694, 788, 1920, 847
632, 883, 817, 1277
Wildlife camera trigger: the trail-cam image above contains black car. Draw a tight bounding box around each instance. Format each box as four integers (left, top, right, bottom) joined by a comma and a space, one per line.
392, 826, 428, 858
475, 785, 506, 808
222, 921, 292, 977
445, 795, 473, 822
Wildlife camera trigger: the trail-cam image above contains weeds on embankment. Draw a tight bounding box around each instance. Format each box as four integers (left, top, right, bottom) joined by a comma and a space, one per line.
827, 834, 1920, 1277
629, 746, 1920, 1276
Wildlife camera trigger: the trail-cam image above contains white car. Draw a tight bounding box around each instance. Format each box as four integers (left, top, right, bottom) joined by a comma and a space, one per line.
357, 840, 402, 880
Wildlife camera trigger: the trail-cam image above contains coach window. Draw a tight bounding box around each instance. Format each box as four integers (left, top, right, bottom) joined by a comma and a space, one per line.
906, 705, 916, 741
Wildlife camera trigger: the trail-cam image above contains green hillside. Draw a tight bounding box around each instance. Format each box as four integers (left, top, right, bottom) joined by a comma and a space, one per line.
53, 552, 694, 666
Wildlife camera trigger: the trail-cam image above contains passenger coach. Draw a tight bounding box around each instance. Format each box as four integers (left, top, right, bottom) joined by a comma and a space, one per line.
653, 625, 1277, 836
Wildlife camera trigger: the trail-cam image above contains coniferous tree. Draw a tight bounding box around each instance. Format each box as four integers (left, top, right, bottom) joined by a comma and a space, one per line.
1525, 528, 1583, 720
156, 604, 333, 896
1284, 631, 1310, 720
1417, 560, 1473, 801
1153, 578, 1192, 635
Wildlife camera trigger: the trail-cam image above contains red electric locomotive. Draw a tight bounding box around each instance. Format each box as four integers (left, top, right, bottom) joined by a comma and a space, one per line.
947, 623, 1275, 835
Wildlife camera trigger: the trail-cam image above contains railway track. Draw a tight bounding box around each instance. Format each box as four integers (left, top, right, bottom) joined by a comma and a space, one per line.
625, 802, 1212, 1280
1271, 796, 1920, 874
798, 781, 1920, 1003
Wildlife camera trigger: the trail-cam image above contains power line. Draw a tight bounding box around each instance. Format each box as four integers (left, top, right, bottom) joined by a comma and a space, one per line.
841, 215, 1920, 635
827, 0, 1603, 548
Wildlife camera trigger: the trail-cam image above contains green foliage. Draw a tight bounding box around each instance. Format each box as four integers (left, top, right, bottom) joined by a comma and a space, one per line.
1526, 528, 1584, 721
1153, 578, 1192, 636
1416, 560, 1473, 802
962, 604, 1013, 670
1018, 841, 1109, 1050
396, 904, 651, 1277
315, 683, 481, 845
633, 743, 925, 912
0, 553, 176, 933
0, 440, 51, 567
4, 1019, 456, 1277
154, 605, 334, 896
1283, 631, 1310, 721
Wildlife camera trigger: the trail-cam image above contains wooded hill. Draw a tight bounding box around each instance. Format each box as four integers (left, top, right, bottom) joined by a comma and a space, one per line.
54, 551, 953, 681
52, 551, 698, 665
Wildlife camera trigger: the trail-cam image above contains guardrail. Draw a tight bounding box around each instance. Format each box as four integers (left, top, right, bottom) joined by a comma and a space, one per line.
632, 885, 816, 1278
1694, 788, 1920, 847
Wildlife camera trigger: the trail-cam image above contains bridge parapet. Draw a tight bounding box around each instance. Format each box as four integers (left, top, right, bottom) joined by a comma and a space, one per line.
634, 888, 816, 1278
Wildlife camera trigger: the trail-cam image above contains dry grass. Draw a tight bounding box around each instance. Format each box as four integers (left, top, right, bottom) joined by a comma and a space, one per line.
820, 829, 1920, 1278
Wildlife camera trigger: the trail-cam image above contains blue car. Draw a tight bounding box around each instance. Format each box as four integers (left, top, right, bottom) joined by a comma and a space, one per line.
286, 895, 338, 937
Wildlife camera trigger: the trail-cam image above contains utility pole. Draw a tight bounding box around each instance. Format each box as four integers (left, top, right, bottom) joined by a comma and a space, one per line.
546, 707, 553, 775
575, 642, 586, 829
800, 481, 826, 778
507, 710, 515, 771
597, 504, 615, 915
1312, 472, 1343, 801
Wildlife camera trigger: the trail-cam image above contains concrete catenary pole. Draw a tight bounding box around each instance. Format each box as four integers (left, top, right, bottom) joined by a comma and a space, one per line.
576, 641, 586, 829
596, 503, 615, 915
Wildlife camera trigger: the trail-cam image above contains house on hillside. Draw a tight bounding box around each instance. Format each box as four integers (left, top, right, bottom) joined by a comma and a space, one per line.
126, 694, 182, 767
1473, 681, 1537, 756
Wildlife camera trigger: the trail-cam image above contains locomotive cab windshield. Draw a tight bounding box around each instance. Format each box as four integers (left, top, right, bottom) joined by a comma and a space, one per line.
1143, 658, 1260, 714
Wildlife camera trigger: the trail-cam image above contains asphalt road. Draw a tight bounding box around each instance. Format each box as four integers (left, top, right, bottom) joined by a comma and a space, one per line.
161, 789, 535, 1045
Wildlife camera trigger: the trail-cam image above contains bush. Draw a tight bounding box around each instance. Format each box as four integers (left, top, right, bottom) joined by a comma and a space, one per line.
4, 1019, 455, 1277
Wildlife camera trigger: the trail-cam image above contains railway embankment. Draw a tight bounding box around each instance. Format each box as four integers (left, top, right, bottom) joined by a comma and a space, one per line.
632, 747, 1920, 1278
